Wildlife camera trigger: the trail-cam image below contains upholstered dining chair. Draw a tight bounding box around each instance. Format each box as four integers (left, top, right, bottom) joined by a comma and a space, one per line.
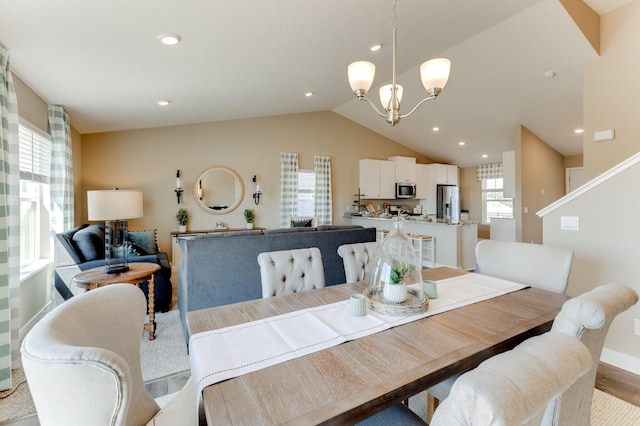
542, 282, 638, 425
257, 247, 325, 298
427, 239, 575, 420
21, 284, 197, 426
430, 332, 592, 426
337, 241, 380, 283
474, 239, 574, 293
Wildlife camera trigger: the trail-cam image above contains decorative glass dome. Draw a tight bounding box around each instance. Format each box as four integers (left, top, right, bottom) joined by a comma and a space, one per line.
366, 217, 427, 315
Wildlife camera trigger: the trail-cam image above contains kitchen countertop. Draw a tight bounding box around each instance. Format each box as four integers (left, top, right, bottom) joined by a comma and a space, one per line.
343, 213, 479, 226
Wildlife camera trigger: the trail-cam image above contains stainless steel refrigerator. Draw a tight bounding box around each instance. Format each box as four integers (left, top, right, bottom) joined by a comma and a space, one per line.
437, 185, 461, 224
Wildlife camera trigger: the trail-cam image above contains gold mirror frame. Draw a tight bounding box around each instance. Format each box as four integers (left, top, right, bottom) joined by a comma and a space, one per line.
193, 166, 244, 215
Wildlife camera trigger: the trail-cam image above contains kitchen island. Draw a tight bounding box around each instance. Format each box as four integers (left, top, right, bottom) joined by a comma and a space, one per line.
349, 216, 478, 269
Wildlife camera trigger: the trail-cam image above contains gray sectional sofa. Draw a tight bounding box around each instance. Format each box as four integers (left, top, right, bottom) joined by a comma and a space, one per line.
177, 225, 376, 341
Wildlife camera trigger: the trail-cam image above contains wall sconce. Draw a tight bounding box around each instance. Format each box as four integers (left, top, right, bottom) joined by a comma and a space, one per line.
175, 170, 183, 204
252, 175, 262, 205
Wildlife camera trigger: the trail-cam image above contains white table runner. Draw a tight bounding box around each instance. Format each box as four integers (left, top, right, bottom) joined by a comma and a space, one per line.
189, 273, 527, 397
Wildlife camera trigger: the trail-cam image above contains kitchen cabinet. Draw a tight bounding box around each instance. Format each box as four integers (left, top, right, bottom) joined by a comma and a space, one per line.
388, 156, 416, 182
416, 164, 429, 199
433, 163, 459, 185
359, 159, 395, 199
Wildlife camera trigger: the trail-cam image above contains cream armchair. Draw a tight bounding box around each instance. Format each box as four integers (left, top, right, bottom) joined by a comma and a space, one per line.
21, 284, 197, 426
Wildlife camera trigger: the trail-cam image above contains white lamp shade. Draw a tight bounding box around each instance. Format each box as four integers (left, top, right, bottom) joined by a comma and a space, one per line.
379, 84, 403, 109
87, 190, 143, 221
420, 58, 451, 91
348, 61, 376, 92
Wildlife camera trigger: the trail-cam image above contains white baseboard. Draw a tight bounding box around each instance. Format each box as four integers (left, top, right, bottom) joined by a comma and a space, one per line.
19, 300, 54, 346
600, 347, 640, 376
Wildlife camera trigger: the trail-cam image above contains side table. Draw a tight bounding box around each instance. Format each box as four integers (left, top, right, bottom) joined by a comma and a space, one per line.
72, 262, 162, 340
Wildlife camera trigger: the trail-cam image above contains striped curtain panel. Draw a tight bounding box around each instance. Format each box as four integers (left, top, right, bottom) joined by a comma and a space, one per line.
313, 155, 332, 225
476, 162, 503, 180
0, 46, 21, 391
279, 152, 298, 228
48, 105, 74, 233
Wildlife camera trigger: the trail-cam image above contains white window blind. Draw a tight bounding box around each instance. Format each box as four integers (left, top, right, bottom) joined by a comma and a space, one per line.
297, 170, 315, 216
19, 124, 51, 184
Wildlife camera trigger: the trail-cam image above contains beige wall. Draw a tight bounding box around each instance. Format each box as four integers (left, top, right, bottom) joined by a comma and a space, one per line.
542, 159, 640, 372
583, 0, 640, 179
516, 126, 565, 244
459, 166, 481, 221
81, 112, 433, 252
563, 155, 583, 169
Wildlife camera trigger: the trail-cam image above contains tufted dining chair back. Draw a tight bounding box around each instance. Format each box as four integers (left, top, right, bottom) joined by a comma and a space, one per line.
543, 282, 638, 425
430, 332, 592, 426
257, 247, 325, 298
20, 284, 197, 426
474, 239, 574, 294
337, 242, 380, 283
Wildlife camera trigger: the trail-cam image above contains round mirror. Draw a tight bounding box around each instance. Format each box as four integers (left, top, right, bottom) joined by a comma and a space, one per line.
193, 166, 244, 214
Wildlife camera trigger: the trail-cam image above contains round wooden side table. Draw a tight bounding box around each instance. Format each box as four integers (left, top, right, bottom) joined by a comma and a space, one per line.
72, 262, 162, 340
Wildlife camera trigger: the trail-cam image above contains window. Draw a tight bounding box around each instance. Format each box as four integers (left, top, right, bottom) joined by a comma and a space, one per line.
19, 123, 52, 268
482, 178, 513, 223
297, 170, 315, 216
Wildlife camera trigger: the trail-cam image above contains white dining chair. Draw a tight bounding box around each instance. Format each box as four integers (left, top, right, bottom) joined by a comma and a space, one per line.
427, 239, 575, 421
430, 332, 592, 426
21, 284, 197, 426
257, 247, 325, 298
542, 282, 638, 425
337, 241, 380, 283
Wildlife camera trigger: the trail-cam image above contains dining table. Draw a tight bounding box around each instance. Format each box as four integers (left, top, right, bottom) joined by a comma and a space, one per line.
186, 267, 570, 425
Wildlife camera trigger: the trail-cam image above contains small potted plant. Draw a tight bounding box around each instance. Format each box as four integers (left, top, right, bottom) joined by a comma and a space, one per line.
243, 208, 255, 229
176, 208, 189, 232
383, 263, 411, 303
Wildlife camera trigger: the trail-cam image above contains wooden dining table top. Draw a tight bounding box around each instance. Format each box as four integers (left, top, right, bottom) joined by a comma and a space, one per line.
186, 267, 570, 425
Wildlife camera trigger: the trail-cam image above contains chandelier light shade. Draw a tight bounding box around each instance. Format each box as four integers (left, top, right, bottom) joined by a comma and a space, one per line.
347, 0, 451, 126
87, 189, 144, 273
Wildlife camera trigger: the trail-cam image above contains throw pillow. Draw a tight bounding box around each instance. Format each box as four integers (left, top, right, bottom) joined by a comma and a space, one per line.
113, 242, 141, 258
291, 219, 313, 228
128, 229, 158, 255
72, 225, 105, 262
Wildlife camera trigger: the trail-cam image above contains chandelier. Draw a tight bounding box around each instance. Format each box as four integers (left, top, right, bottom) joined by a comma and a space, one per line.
347, 0, 451, 126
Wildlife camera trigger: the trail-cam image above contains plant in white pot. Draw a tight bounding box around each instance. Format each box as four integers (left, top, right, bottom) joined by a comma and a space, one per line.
382, 264, 411, 303
176, 208, 189, 232
243, 208, 255, 229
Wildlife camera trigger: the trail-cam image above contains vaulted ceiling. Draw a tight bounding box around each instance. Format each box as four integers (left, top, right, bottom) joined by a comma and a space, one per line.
0, 1, 628, 166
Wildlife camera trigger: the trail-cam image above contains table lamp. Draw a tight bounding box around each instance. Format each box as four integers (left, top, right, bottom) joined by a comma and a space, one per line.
87, 189, 143, 273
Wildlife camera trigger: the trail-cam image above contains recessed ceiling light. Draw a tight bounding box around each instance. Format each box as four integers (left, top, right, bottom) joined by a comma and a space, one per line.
158, 34, 181, 45
574, 128, 584, 134
369, 43, 382, 52
482, 154, 488, 158
157, 100, 170, 106
544, 70, 556, 78
432, 127, 439, 132
305, 92, 314, 97
458, 141, 465, 146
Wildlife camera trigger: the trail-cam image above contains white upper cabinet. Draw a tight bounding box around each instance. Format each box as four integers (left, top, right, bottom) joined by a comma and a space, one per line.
359, 159, 396, 199
388, 156, 417, 182
432, 163, 458, 185
416, 164, 429, 199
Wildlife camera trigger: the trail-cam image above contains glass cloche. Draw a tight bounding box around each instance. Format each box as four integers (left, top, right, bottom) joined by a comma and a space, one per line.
366, 217, 427, 315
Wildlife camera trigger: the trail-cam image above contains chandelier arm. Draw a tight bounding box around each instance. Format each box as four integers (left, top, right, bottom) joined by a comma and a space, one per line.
398, 95, 437, 119
359, 96, 389, 119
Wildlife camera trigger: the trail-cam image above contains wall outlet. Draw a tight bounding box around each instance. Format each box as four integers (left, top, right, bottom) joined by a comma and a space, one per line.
635, 319, 640, 336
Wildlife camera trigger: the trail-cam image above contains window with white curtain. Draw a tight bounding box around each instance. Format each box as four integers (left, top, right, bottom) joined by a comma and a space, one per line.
297, 170, 315, 216
19, 122, 52, 268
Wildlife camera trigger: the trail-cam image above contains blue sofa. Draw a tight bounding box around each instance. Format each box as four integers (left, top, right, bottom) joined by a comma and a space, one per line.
54, 224, 173, 312
177, 225, 377, 341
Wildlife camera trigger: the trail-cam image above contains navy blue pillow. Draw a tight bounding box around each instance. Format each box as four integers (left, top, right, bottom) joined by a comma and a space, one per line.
72, 225, 105, 262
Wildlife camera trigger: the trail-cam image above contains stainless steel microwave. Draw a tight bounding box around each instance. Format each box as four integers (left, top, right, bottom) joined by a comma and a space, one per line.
396, 182, 416, 199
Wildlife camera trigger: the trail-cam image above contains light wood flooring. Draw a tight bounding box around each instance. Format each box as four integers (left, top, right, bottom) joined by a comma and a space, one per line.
597, 362, 640, 406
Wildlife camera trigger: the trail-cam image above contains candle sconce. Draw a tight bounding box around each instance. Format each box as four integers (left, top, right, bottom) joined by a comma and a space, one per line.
175, 170, 184, 204
252, 175, 262, 205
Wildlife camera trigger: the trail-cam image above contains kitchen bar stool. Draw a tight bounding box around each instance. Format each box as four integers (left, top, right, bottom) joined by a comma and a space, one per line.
377, 230, 435, 268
